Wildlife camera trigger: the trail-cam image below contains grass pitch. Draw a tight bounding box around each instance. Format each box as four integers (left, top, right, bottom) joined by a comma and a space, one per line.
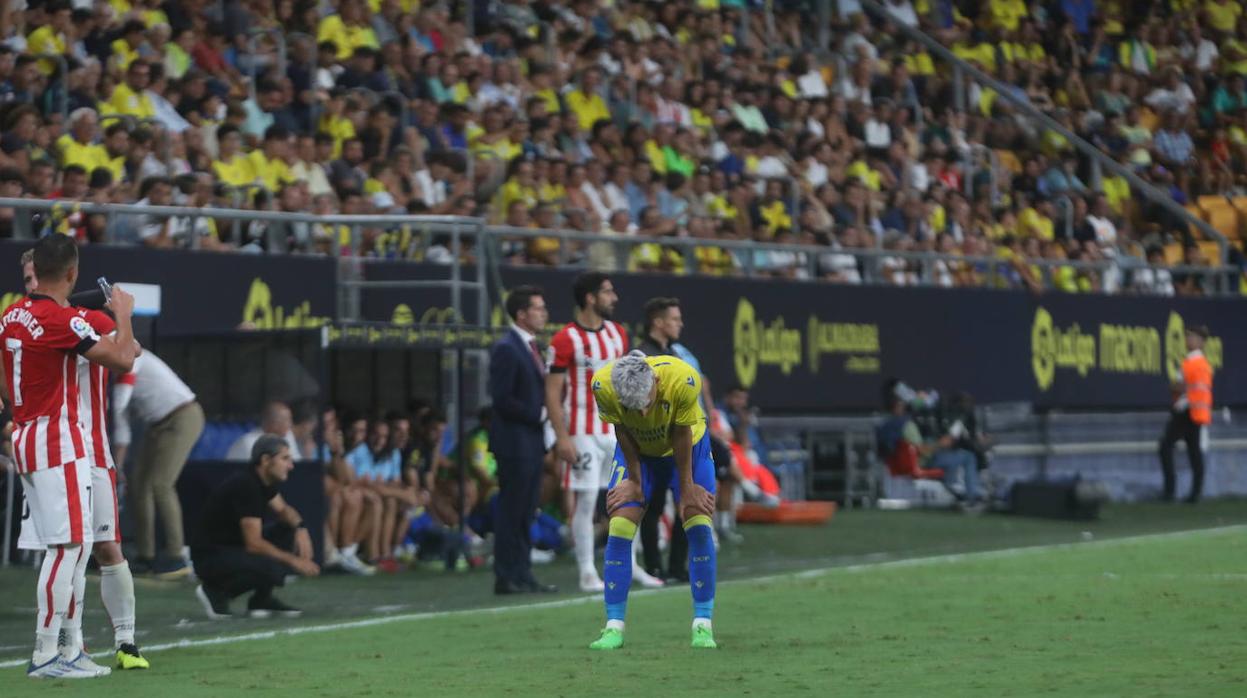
1, 501, 1245, 696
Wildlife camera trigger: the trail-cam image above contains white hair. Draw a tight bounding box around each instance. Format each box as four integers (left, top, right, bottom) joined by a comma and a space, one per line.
69, 107, 97, 126
612, 350, 655, 411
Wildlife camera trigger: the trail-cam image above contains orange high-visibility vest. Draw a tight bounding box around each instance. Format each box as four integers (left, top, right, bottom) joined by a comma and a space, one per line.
1183, 352, 1214, 425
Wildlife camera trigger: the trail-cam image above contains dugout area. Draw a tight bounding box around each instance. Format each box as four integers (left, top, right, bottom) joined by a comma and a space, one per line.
2, 323, 496, 568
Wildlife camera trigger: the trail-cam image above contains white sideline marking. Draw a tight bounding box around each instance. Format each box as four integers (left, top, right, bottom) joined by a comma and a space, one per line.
1, 524, 1242, 669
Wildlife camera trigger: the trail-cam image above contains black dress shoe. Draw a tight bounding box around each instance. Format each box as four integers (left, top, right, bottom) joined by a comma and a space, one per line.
665, 570, 690, 585
495, 579, 530, 595
523, 579, 559, 593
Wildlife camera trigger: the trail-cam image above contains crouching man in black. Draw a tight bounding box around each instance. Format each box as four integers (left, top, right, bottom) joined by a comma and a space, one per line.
192, 435, 320, 619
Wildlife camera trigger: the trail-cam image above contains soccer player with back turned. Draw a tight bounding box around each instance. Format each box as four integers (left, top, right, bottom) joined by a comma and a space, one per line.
588, 351, 719, 650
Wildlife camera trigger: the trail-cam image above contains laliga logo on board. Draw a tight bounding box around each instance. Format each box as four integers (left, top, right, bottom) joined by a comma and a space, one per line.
732, 298, 801, 389
1030, 306, 1095, 391
1032, 306, 1223, 392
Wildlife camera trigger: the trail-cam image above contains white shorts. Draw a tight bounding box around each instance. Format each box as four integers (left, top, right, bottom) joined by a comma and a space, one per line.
564, 434, 615, 492
90, 467, 121, 545
18, 459, 94, 550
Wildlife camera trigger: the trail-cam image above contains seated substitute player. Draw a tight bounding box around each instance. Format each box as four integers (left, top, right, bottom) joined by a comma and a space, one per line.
588, 351, 718, 650
20, 251, 148, 669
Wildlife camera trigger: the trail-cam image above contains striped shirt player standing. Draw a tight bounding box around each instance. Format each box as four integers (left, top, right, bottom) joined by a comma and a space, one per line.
21, 251, 149, 671
3, 237, 137, 679
545, 273, 663, 593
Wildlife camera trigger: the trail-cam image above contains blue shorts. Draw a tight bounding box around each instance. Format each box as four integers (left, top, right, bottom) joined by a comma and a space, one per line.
606, 434, 717, 507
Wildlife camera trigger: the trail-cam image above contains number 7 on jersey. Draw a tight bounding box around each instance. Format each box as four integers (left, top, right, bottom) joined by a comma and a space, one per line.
5, 337, 21, 406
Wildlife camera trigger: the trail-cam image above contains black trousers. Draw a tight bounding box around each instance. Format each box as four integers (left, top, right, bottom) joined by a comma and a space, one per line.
494, 454, 542, 585
192, 526, 295, 600
1159, 410, 1207, 500
640, 488, 687, 578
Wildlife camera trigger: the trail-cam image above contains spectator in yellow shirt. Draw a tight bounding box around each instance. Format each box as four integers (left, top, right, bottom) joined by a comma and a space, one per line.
1019, 198, 1057, 241
317, 0, 379, 60
110, 19, 147, 72
564, 67, 610, 132
1205, 0, 1243, 34
26, 0, 73, 77
317, 89, 357, 159
989, 0, 1028, 32
56, 108, 109, 173
247, 125, 297, 192
212, 124, 257, 188
103, 60, 156, 123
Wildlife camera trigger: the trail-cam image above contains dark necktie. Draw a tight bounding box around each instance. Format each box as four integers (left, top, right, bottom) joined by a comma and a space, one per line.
528, 339, 546, 375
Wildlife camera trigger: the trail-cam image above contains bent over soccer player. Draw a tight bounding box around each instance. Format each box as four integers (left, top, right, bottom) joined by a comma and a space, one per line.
588, 351, 718, 650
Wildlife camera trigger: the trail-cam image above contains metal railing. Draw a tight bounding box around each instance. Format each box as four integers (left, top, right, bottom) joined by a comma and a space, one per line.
856, 0, 1232, 265
0, 199, 1237, 297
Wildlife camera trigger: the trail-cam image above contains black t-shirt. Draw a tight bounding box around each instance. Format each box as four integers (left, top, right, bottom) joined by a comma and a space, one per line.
194, 469, 278, 549
636, 335, 673, 357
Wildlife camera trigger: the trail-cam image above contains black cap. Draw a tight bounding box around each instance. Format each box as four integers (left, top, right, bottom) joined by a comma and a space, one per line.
1187, 324, 1211, 340
251, 434, 289, 465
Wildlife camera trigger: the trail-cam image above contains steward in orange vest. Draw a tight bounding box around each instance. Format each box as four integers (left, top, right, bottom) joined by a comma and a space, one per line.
1159, 325, 1213, 503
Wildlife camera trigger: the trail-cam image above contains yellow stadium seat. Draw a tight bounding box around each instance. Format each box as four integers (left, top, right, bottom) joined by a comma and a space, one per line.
1138, 107, 1160, 133
1198, 241, 1223, 264
1206, 206, 1239, 240
1163, 243, 1184, 265
1197, 195, 1230, 213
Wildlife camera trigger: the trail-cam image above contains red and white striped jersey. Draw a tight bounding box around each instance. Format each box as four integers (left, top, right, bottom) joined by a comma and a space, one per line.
548, 321, 628, 436
76, 309, 116, 470
0, 295, 100, 474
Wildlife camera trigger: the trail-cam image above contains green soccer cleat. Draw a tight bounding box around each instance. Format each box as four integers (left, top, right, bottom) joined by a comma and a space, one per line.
115, 644, 150, 670
589, 627, 624, 650
691, 625, 717, 649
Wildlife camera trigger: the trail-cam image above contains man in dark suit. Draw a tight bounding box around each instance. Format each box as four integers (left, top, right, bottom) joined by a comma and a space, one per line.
489, 286, 557, 595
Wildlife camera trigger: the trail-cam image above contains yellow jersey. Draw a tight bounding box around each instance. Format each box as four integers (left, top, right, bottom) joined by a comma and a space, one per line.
56, 135, 111, 173
565, 89, 610, 132
591, 356, 706, 457
104, 83, 155, 120
247, 150, 295, 191
27, 26, 66, 76
213, 155, 257, 188
317, 15, 379, 60
110, 39, 141, 72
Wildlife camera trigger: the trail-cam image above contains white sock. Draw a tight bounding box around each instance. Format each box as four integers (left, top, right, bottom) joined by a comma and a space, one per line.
34, 545, 78, 663
100, 562, 136, 648
341, 543, 359, 558
60, 546, 89, 657
692, 617, 712, 631
572, 492, 597, 577
606, 619, 625, 631
714, 511, 728, 531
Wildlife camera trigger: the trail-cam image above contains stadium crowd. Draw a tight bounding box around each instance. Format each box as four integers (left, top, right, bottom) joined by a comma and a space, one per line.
0, 0, 1243, 294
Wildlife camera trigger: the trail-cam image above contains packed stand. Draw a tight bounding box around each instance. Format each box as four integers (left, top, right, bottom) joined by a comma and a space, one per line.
0, 0, 1241, 293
